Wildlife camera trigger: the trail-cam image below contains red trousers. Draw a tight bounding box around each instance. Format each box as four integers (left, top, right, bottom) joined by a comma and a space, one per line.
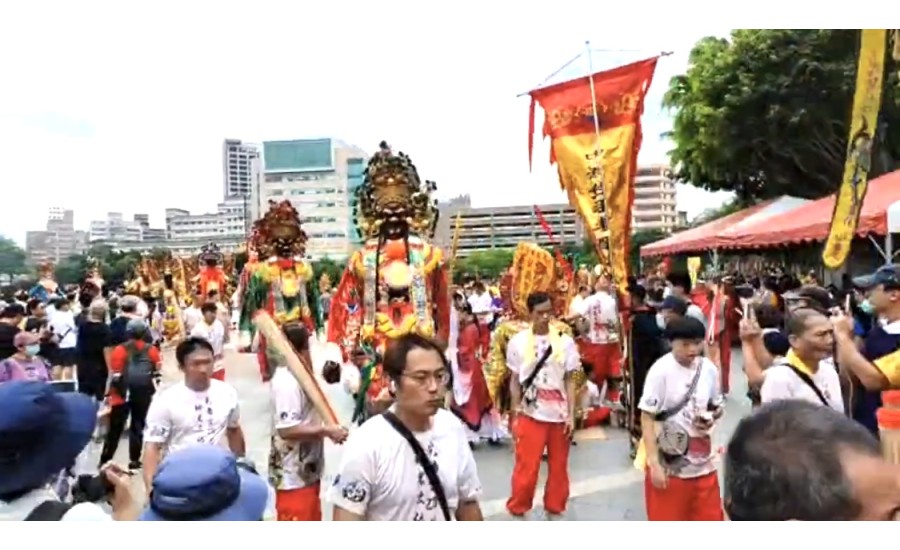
583, 407, 610, 428
507, 415, 570, 516
276, 484, 322, 521
644, 470, 724, 521
580, 341, 622, 384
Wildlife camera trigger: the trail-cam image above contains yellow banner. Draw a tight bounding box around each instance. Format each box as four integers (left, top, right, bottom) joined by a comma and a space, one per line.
822, 29, 888, 269
528, 58, 659, 293
553, 127, 638, 291
687, 256, 702, 289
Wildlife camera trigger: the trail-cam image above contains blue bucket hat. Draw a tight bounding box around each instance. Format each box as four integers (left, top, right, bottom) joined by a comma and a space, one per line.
0, 381, 97, 495
140, 445, 268, 521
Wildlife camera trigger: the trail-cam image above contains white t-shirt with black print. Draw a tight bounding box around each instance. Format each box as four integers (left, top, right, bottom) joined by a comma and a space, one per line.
638, 353, 721, 479
327, 408, 482, 521
143, 379, 241, 453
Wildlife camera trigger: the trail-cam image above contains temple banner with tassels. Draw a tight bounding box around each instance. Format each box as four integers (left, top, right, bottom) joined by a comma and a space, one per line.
528, 57, 659, 291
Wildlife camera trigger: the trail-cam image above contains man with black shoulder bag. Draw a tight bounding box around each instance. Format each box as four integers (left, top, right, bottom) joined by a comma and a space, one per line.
505, 292, 580, 520
329, 333, 483, 521
638, 316, 725, 521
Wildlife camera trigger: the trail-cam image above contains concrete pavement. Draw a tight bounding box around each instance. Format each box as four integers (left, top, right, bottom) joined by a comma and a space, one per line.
91, 341, 751, 521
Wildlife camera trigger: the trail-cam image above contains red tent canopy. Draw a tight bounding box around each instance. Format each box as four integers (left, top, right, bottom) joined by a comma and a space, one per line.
641, 197, 805, 257
722, 169, 900, 249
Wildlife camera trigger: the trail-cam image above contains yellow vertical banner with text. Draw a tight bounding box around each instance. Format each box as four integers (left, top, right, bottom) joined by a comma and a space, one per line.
822, 29, 888, 269
529, 57, 659, 293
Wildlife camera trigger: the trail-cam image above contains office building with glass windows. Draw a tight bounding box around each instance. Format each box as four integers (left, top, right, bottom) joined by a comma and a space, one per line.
259, 138, 367, 260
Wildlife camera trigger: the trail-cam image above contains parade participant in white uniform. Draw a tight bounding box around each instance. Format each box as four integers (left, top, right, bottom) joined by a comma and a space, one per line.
142, 337, 245, 491
269, 322, 348, 521
329, 333, 483, 521
190, 302, 226, 381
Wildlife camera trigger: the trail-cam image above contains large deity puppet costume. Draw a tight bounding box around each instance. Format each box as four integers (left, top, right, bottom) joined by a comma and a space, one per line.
196, 242, 230, 303
485, 243, 585, 418
239, 200, 319, 382
29, 261, 63, 303
327, 141, 451, 420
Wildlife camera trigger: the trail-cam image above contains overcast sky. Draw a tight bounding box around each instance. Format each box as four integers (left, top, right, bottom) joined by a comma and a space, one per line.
0, 1, 735, 246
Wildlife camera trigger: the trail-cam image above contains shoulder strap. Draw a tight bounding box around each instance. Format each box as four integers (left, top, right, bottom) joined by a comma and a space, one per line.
784, 364, 830, 407
381, 411, 452, 521
655, 361, 704, 422
25, 500, 72, 521
522, 335, 558, 390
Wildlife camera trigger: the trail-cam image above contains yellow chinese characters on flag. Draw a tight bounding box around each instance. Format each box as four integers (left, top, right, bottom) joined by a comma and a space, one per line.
822, 29, 888, 269
529, 57, 659, 292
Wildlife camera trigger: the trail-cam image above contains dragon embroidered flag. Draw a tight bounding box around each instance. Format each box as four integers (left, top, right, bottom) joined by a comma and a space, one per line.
822, 29, 888, 269
528, 57, 658, 292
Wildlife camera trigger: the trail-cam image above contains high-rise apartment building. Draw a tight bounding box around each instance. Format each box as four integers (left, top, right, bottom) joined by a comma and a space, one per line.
632, 165, 685, 234
259, 138, 367, 260
25, 207, 88, 264
223, 139, 261, 199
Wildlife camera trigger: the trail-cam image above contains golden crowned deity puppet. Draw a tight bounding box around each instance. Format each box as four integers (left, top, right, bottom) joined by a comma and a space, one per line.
238, 201, 318, 382
29, 261, 63, 303
326, 141, 451, 422
485, 243, 584, 414
196, 242, 229, 303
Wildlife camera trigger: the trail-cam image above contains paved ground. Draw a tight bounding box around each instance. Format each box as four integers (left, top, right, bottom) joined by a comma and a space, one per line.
89, 340, 751, 521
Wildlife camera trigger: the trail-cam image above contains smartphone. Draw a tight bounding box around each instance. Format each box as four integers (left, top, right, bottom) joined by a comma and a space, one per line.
48, 380, 77, 393
735, 284, 755, 300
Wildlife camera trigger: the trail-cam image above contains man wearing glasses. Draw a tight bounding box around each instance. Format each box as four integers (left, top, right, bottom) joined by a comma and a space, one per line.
329, 333, 483, 521
505, 291, 580, 520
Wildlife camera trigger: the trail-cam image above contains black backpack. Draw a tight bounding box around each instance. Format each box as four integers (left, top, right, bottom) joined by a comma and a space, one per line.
123, 342, 154, 390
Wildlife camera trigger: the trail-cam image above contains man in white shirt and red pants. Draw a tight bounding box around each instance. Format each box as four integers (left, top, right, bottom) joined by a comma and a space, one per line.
506, 291, 580, 520
574, 275, 622, 403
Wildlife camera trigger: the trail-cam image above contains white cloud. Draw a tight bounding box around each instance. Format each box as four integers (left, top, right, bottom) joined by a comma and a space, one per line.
0, 0, 733, 246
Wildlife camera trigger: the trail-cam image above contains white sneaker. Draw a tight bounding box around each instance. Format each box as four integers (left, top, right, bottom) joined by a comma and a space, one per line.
545, 512, 565, 521
510, 512, 529, 521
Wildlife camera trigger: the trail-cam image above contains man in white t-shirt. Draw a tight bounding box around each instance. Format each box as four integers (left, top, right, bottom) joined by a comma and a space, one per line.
182, 298, 202, 335
270, 323, 348, 521
760, 309, 843, 412
329, 333, 483, 521
639, 316, 724, 521
142, 337, 246, 491
190, 302, 227, 381
467, 282, 494, 328
506, 291, 580, 520
574, 275, 622, 390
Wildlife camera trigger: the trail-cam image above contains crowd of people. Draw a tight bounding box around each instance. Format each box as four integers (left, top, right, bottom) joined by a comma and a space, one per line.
3, 258, 900, 522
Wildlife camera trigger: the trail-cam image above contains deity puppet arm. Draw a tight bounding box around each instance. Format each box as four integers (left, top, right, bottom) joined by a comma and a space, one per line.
326, 252, 365, 362
431, 259, 452, 346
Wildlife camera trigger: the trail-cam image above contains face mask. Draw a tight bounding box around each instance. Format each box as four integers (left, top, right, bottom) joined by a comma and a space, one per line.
25, 344, 40, 356
859, 299, 874, 315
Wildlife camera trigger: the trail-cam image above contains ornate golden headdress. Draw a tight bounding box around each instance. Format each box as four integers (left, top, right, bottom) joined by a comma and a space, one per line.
250, 200, 308, 258
353, 141, 439, 238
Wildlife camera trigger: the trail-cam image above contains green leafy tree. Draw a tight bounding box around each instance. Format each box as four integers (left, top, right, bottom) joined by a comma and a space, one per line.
664, 29, 899, 202
630, 229, 668, 275
0, 236, 27, 281
453, 249, 515, 283
54, 254, 90, 286
312, 256, 344, 290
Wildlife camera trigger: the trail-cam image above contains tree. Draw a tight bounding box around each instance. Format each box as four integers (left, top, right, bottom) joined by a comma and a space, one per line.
453, 249, 515, 282
689, 198, 745, 228
0, 236, 27, 281
630, 229, 667, 275
312, 256, 344, 290
664, 30, 900, 202
54, 254, 90, 286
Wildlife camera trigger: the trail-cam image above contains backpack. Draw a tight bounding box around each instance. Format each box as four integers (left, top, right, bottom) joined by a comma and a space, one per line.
123, 342, 154, 390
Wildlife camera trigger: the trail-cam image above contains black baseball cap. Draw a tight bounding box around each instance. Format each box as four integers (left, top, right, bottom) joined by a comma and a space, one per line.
852, 265, 900, 290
